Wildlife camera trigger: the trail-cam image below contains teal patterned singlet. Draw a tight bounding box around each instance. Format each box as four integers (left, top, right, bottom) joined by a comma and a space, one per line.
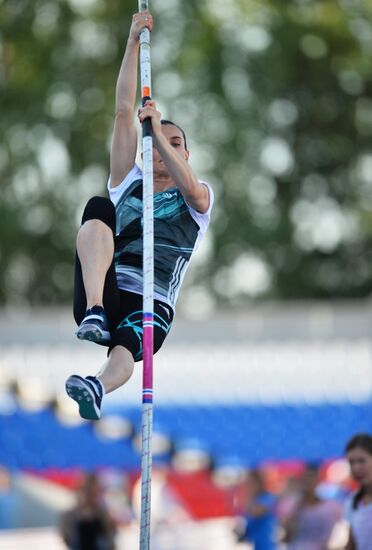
109, 165, 213, 311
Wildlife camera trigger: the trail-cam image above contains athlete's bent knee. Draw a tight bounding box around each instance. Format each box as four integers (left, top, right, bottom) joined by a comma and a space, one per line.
81, 196, 116, 233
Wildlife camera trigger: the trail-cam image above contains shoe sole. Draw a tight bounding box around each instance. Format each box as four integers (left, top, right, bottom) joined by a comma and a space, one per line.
75, 324, 111, 344
65, 375, 101, 420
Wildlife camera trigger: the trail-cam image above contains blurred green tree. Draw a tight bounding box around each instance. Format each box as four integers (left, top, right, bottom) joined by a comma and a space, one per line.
1, 0, 372, 309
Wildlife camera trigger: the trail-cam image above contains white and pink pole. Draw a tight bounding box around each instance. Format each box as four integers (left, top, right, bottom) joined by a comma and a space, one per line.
138, 1, 154, 549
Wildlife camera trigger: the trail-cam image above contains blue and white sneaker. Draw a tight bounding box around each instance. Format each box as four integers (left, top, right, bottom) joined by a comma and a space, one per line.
76, 305, 110, 344
65, 375, 103, 420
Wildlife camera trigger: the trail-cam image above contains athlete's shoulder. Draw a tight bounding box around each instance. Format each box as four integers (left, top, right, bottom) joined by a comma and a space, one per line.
196, 178, 214, 210
189, 178, 214, 217
107, 164, 143, 206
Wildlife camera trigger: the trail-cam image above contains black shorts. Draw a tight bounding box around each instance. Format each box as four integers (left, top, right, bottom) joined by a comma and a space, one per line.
73, 196, 174, 361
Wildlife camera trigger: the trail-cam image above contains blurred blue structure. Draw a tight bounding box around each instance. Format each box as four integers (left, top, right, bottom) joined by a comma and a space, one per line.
0, 402, 371, 470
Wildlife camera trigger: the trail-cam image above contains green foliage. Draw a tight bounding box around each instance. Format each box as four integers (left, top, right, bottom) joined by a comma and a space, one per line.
1, 0, 372, 307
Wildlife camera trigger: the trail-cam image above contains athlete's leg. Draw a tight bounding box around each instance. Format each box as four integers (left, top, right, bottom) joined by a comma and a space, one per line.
96, 345, 135, 393
94, 295, 173, 394
74, 196, 117, 313
77, 218, 114, 309
65, 345, 134, 420
67, 292, 174, 420
73, 197, 120, 343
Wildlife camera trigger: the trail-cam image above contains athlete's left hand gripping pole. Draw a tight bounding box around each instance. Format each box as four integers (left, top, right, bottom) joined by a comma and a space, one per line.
138, 1, 154, 550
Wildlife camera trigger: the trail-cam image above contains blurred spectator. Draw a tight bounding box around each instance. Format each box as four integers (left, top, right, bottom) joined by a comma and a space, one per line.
132, 469, 190, 527
276, 475, 302, 523
59, 472, 117, 550
236, 469, 278, 550
0, 466, 18, 529
98, 469, 133, 527
344, 433, 372, 550
281, 464, 341, 550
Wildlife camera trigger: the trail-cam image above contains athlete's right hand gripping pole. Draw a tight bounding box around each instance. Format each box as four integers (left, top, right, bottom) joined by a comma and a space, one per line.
138, 1, 154, 550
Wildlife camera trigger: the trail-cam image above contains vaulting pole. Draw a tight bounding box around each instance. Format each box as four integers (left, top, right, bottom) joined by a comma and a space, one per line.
138, 1, 154, 548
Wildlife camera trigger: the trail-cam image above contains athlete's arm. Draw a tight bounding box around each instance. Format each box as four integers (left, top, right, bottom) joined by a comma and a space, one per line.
110, 12, 153, 188
153, 131, 210, 213
138, 100, 210, 213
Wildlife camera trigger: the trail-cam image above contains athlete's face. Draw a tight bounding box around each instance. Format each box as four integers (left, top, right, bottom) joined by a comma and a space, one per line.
152, 124, 189, 177
347, 447, 372, 487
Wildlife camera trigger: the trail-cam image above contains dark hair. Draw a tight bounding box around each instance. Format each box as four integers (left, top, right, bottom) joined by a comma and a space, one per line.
345, 433, 372, 455
161, 119, 188, 151
345, 433, 372, 509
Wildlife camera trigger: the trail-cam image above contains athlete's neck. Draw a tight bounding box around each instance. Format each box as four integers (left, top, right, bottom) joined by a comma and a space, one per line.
153, 175, 175, 193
